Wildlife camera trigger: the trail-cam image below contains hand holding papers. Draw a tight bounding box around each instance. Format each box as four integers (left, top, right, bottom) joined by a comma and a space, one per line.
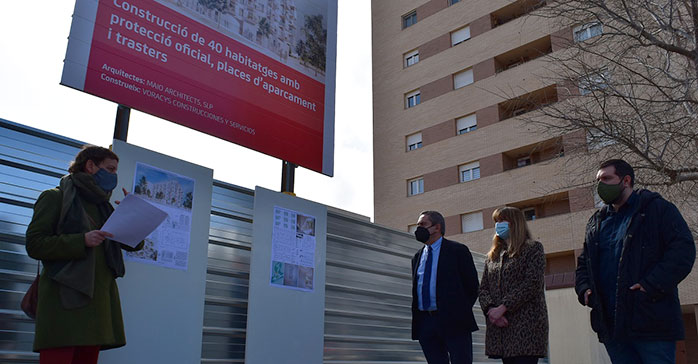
102, 194, 168, 247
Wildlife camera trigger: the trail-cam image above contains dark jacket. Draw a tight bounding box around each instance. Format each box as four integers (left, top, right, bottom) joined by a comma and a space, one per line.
411, 238, 480, 340
479, 240, 548, 358
575, 189, 695, 342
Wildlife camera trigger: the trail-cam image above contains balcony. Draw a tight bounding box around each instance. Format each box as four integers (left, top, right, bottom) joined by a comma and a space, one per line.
498, 85, 558, 121
502, 136, 564, 172
495, 36, 552, 73
507, 191, 571, 221
491, 0, 546, 28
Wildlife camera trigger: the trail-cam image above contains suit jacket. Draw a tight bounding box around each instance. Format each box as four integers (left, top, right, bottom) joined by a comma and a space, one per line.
411, 238, 480, 340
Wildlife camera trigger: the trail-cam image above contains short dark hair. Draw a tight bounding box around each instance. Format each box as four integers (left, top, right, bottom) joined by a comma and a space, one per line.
419, 210, 445, 235
68, 145, 119, 174
599, 159, 634, 186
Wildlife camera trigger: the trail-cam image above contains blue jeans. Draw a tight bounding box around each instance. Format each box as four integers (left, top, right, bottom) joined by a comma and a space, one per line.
603, 340, 675, 364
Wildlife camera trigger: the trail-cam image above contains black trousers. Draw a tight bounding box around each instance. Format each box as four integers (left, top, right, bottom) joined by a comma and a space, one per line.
418, 312, 473, 364
502, 356, 539, 364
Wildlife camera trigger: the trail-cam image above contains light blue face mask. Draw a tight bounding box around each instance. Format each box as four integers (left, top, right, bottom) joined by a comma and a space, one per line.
495, 221, 510, 240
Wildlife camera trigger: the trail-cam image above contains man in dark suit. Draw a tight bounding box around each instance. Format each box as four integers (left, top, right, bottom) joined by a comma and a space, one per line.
411, 210, 480, 364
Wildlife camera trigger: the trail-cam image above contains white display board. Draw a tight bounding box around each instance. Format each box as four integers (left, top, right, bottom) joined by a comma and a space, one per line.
102, 140, 213, 364
246, 187, 327, 364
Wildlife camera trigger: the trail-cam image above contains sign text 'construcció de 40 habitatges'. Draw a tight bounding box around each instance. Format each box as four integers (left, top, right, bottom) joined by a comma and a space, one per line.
62, 0, 337, 176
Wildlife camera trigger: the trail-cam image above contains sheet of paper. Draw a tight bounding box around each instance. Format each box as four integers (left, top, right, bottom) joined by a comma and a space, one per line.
270, 206, 316, 292
124, 162, 195, 271
101, 194, 168, 247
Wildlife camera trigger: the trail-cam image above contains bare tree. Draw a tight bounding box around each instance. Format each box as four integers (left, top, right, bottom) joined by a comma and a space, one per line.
521, 0, 698, 222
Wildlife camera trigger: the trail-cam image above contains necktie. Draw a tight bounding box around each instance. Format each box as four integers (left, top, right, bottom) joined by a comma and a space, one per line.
422, 245, 433, 310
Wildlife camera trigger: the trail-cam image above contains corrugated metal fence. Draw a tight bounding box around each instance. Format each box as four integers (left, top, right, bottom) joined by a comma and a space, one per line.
0, 119, 496, 363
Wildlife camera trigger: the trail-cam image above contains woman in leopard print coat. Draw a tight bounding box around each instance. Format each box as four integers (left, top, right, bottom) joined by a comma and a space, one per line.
478, 207, 549, 364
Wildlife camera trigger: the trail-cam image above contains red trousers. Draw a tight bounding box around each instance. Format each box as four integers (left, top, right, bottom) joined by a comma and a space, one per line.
39, 346, 100, 364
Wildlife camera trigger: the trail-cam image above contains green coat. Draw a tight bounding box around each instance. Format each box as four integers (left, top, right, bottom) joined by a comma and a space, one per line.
25, 188, 136, 352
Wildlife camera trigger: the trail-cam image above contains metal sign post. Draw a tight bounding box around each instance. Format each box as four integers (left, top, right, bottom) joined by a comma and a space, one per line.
281, 160, 297, 195
113, 104, 130, 142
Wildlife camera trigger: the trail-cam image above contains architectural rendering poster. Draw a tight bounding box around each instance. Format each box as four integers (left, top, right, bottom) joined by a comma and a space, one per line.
62, 0, 337, 175
124, 162, 195, 271
270, 206, 316, 291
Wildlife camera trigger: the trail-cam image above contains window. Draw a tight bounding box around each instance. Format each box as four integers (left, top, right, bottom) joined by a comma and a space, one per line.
451, 25, 471, 46
406, 90, 421, 108
459, 161, 481, 183
453, 68, 473, 89
449, 0, 460, 4
406, 132, 423, 151
586, 129, 617, 150
574, 22, 603, 42
408, 224, 418, 233
517, 156, 532, 167
579, 69, 609, 95
523, 207, 536, 221
403, 11, 417, 28
404, 49, 420, 67
461, 211, 483, 233
457, 114, 477, 134
408, 177, 424, 196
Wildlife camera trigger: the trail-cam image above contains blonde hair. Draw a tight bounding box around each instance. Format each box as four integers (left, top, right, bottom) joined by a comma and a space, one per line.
487, 207, 532, 261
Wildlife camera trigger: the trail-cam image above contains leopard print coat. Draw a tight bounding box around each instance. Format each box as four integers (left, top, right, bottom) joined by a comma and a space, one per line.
478, 240, 549, 358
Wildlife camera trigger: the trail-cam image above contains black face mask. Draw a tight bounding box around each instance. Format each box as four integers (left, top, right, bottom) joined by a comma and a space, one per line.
597, 180, 625, 205
414, 225, 433, 243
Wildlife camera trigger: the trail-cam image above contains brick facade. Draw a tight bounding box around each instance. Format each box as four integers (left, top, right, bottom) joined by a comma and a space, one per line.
421, 74, 454, 102
479, 153, 504, 178
476, 104, 500, 128
569, 187, 595, 213
424, 166, 459, 192
416, 0, 449, 22
419, 34, 451, 60
422, 119, 455, 145
470, 14, 493, 38
474, 58, 496, 81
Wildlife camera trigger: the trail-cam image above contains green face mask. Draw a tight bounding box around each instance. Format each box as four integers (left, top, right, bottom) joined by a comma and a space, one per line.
597, 181, 624, 204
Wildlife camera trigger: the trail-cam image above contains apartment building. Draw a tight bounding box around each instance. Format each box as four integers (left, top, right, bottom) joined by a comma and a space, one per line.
371, 1, 698, 362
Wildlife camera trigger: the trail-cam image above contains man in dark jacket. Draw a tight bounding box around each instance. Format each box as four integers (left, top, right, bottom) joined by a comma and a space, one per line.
411, 211, 479, 364
575, 159, 695, 363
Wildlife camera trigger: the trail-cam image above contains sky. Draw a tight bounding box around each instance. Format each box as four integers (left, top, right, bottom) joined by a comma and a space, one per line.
0, 1, 374, 219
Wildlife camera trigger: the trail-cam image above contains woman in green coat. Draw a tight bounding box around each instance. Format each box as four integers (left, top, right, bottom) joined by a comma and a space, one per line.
25, 145, 141, 364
